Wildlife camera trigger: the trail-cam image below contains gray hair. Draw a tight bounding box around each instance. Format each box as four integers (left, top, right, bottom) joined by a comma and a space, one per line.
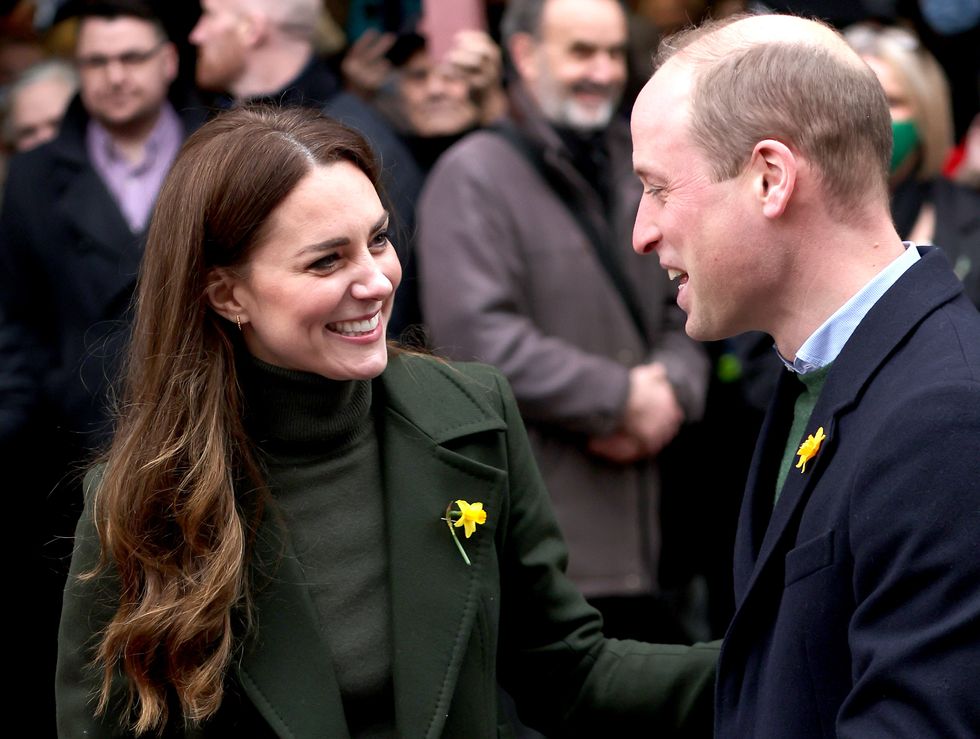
2, 58, 78, 146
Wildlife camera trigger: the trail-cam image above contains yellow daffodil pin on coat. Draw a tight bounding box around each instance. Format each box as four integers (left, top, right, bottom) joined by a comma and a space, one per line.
443, 499, 487, 565
795, 426, 826, 473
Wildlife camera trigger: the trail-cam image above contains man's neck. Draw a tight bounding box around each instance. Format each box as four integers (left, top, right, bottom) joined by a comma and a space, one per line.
232, 44, 313, 101
99, 107, 165, 165
772, 218, 907, 360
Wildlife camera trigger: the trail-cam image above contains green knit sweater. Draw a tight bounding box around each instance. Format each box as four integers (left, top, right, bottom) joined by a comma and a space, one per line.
775, 364, 832, 503
241, 356, 395, 738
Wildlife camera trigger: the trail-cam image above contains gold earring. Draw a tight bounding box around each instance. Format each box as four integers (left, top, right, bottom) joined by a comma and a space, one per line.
236, 315, 243, 332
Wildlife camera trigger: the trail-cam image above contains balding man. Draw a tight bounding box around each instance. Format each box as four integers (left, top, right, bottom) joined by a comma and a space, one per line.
631, 13, 980, 737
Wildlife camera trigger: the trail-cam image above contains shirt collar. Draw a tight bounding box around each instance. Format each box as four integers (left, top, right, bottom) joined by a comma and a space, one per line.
778, 242, 921, 374
87, 102, 179, 174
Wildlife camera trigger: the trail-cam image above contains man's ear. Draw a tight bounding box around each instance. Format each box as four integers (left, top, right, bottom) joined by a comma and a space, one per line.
161, 41, 179, 84
206, 268, 246, 324
239, 10, 270, 47
748, 139, 798, 219
507, 32, 538, 85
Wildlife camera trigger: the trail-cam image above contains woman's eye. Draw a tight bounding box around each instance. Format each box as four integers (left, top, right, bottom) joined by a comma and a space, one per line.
371, 231, 390, 249
309, 253, 340, 271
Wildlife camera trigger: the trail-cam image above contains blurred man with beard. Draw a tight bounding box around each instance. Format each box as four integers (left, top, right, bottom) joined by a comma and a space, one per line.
416, 0, 709, 642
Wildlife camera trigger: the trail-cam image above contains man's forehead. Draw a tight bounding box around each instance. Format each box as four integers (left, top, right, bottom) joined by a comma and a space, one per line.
540, 0, 626, 39
77, 16, 160, 45
631, 64, 694, 170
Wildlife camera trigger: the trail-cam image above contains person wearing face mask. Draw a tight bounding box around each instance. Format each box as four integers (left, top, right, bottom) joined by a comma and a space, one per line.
845, 21, 980, 306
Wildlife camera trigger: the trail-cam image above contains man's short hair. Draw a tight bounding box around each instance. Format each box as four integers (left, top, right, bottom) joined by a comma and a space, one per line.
500, 0, 548, 41
242, 0, 322, 40
656, 17, 893, 216
501, 0, 626, 41
63, 0, 169, 41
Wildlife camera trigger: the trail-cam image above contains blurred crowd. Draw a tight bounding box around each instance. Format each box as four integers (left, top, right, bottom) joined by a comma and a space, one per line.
0, 0, 976, 734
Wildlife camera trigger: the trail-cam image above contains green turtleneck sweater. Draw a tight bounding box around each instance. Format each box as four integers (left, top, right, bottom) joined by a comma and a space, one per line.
240, 356, 395, 738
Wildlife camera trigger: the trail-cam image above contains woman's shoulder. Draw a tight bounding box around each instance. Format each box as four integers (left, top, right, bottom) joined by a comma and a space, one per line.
380, 353, 514, 427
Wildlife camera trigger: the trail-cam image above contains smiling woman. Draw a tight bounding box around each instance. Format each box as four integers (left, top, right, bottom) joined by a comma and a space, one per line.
55, 105, 719, 738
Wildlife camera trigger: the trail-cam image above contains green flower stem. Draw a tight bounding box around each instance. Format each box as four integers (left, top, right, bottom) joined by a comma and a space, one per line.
443, 506, 472, 566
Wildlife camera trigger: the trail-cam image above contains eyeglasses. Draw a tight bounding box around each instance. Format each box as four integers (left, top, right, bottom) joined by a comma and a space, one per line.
76, 41, 165, 72
844, 23, 922, 55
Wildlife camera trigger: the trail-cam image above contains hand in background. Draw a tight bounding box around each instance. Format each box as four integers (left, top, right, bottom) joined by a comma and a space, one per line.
590, 363, 684, 463
444, 30, 507, 124
342, 29, 396, 100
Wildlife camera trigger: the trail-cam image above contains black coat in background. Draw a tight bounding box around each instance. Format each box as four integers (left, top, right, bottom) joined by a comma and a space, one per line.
0, 93, 203, 736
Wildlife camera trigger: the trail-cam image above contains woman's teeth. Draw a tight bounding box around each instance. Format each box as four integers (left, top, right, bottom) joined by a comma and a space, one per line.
328, 313, 380, 336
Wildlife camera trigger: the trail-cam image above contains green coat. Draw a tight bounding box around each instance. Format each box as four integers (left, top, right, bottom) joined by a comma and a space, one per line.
56, 355, 717, 738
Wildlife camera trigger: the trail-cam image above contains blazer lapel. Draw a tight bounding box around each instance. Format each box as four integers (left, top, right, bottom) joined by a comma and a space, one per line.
732, 367, 800, 600
378, 360, 507, 739
237, 516, 350, 739
57, 158, 135, 260
55, 153, 145, 318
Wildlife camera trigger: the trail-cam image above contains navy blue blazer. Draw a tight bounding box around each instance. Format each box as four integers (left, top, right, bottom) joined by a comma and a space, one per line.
716, 247, 980, 738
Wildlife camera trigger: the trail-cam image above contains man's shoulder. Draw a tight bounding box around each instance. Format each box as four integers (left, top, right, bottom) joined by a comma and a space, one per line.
429, 126, 536, 179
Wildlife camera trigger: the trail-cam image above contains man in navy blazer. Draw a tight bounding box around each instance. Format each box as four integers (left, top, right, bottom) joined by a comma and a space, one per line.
630, 13, 980, 738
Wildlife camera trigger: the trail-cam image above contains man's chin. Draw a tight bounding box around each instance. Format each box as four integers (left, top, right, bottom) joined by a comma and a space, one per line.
562, 101, 616, 132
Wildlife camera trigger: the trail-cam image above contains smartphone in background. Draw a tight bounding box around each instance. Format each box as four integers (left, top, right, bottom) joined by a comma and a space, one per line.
420, 0, 487, 63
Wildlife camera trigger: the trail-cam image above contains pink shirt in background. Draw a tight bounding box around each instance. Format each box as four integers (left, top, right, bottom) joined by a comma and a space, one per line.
86, 102, 182, 234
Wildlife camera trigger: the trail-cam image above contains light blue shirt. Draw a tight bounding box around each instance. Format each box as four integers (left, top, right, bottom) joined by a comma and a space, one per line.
779, 243, 921, 374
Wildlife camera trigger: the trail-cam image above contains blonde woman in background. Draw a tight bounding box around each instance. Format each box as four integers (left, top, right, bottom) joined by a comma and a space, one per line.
845, 22, 979, 304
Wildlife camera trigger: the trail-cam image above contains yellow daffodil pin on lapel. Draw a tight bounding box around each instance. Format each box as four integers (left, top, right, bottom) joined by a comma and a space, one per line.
443, 499, 487, 566
795, 426, 826, 473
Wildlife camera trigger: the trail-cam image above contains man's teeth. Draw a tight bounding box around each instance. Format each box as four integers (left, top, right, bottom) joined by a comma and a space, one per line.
667, 269, 686, 281
328, 313, 380, 335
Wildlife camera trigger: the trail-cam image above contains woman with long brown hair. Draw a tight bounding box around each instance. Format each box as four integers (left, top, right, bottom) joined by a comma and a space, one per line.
56, 105, 717, 737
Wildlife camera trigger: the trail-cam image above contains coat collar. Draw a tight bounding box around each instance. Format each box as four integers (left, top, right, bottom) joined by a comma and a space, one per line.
237, 356, 507, 738
733, 246, 965, 605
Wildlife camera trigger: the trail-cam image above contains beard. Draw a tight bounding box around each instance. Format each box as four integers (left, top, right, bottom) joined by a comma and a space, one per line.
532, 64, 623, 132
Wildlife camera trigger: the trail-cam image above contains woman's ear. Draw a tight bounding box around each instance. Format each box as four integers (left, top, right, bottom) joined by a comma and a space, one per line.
748, 139, 798, 219
205, 268, 246, 324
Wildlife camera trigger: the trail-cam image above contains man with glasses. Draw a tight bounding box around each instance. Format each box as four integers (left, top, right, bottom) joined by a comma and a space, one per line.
0, 1, 203, 728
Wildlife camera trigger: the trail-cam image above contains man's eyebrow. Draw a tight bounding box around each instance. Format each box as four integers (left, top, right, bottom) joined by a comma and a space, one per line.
297, 212, 390, 255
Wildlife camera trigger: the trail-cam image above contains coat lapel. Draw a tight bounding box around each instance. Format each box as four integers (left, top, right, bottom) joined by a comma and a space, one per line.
734, 247, 964, 608
377, 358, 507, 739
233, 359, 507, 739
237, 515, 350, 739
732, 367, 799, 599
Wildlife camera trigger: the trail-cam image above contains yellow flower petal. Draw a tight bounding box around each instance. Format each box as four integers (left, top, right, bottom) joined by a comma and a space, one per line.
453, 499, 488, 539
795, 426, 826, 473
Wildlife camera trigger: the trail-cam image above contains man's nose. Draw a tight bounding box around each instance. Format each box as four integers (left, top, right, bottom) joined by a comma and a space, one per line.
104, 59, 128, 84
632, 200, 661, 255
